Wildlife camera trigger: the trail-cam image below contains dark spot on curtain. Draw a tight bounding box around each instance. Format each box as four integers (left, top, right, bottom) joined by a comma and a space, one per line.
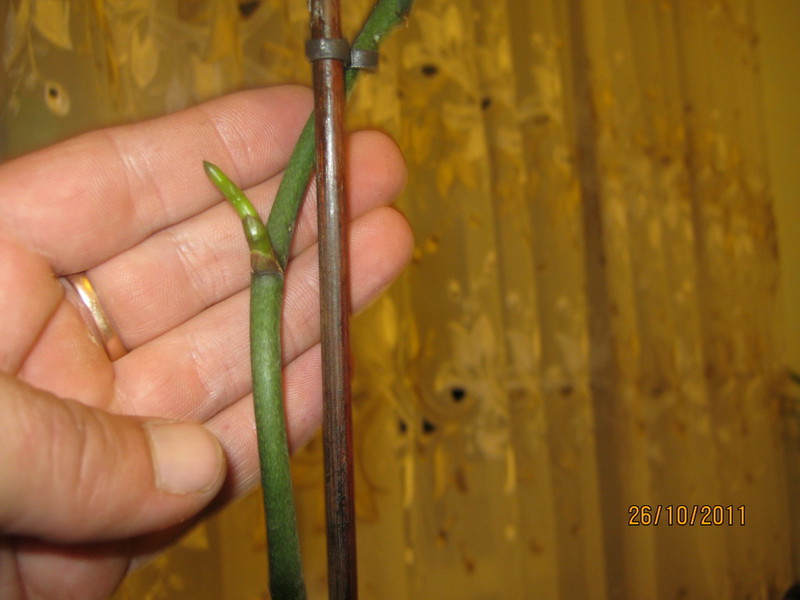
422, 418, 437, 434
421, 63, 439, 77
238, 1, 260, 18
450, 387, 467, 403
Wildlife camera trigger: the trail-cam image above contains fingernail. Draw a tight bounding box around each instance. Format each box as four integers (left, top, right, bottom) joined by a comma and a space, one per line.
145, 422, 224, 495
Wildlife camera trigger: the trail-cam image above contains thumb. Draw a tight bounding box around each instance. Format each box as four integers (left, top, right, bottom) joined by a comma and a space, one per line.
0, 373, 226, 543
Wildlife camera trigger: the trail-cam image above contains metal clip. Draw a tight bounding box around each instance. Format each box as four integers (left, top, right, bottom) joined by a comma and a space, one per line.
305, 38, 379, 72
349, 48, 379, 72
306, 38, 351, 63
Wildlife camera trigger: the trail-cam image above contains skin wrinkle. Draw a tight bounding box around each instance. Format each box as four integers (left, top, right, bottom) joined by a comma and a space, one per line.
287, 177, 320, 255
194, 87, 313, 193
93, 265, 156, 348
110, 109, 232, 235
109, 294, 245, 420
2, 382, 70, 533
44, 401, 89, 533
4, 275, 63, 377
185, 316, 247, 421
164, 224, 221, 314
146, 337, 211, 419
89, 202, 250, 350
98, 128, 163, 262
172, 288, 251, 420
2, 380, 38, 513
242, 88, 313, 174
2, 142, 112, 273
198, 100, 276, 186
16, 294, 114, 410
279, 257, 319, 367
67, 403, 110, 526
193, 103, 247, 191
138, 289, 249, 421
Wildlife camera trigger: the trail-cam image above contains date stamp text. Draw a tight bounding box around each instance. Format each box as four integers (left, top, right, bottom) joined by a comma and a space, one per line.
628, 505, 746, 526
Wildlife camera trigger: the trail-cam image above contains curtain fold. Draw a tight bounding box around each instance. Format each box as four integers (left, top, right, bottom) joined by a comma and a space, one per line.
1, 0, 794, 598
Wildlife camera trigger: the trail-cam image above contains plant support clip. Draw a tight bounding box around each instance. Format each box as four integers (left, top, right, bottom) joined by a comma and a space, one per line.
305, 38, 379, 72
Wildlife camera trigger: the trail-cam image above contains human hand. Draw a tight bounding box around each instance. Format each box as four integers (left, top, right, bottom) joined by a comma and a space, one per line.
0, 85, 412, 599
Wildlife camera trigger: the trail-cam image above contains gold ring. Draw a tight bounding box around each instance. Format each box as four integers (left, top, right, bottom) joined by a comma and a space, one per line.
60, 273, 127, 361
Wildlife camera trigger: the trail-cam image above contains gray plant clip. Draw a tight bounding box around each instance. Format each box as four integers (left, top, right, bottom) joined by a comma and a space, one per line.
349, 48, 379, 71
305, 38, 379, 72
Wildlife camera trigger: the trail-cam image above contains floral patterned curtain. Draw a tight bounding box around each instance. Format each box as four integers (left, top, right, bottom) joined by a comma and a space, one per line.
2, 0, 796, 598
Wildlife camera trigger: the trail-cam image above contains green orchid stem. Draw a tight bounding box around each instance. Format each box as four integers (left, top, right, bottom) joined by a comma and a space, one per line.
250, 272, 305, 600
203, 162, 282, 275
204, 162, 301, 600
202, 1, 414, 598
267, 0, 415, 269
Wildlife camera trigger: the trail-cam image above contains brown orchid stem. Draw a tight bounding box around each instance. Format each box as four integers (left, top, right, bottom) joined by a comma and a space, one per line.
308, 0, 357, 599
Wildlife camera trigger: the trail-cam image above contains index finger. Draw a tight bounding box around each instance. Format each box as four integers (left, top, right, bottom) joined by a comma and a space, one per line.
0, 86, 313, 274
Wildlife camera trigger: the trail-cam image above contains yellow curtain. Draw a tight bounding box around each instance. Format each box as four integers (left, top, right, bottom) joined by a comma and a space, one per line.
2, 0, 797, 598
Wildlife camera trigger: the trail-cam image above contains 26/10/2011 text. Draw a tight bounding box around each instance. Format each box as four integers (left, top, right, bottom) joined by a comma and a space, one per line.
628, 505, 746, 526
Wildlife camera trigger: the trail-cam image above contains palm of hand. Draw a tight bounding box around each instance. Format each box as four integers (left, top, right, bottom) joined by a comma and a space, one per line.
0, 86, 411, 599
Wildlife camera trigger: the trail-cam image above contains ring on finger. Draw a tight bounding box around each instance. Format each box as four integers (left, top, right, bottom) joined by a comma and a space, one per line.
59, 273, 127, 361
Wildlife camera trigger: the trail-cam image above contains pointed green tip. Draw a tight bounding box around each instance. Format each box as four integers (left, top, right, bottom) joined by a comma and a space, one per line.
203, 160, 219, 178
203, 160, 239, 198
